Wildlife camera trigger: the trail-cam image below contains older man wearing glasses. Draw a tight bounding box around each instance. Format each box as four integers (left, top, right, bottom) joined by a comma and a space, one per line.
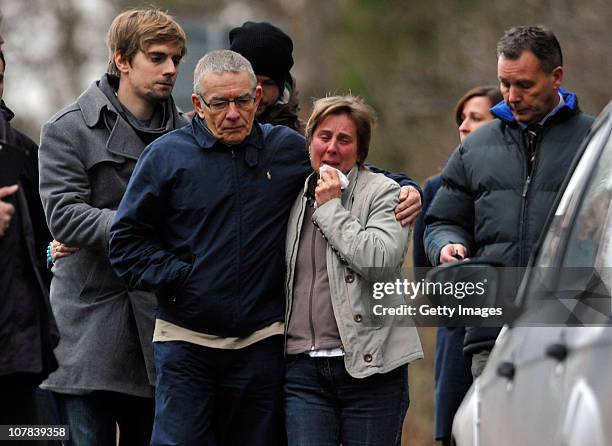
109, 49, 308, 445
109, 50, 420, 445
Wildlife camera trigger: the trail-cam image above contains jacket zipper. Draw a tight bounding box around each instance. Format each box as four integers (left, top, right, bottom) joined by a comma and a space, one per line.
284, 196, 306, 352
518, 128, 542, 266
308, 226, 317, 351
231, 148, 243, 319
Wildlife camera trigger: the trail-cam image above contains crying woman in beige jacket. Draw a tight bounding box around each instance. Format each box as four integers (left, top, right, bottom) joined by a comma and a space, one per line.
283, 95, 423, 446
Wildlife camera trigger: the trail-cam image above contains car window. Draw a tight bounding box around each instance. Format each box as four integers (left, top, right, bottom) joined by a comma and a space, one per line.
562, 135, 612, 268
535, 127, 607, 268
519, 114, 612, 323
555, 135, 612, 324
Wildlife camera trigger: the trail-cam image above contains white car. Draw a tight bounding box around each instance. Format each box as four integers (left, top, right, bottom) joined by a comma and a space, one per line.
449, 100, 612, 446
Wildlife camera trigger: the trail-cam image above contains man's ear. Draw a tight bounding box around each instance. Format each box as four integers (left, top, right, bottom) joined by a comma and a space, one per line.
551, 65, 564, 89
254, 85, 263, 108
192, 93, 206, 119
114, 51, 131, 75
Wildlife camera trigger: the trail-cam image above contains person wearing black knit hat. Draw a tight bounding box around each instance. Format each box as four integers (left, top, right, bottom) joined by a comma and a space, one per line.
229, 21, 305, 133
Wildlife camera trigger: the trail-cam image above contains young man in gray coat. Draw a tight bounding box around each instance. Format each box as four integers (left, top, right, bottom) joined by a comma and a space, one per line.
38, 8, 187, 444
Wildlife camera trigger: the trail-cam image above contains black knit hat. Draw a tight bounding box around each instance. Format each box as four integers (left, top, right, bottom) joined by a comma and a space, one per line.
229, 21, 294, 91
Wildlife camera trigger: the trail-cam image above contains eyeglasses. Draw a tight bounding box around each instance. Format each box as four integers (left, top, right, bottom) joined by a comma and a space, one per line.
199, 93, 256, 112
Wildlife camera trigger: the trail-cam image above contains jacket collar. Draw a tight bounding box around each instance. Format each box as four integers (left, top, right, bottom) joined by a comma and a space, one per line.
77, 78, 187, 161
74, 80, 145, 161
77, 81, 145, 160
340, 165, 360, 207
0, 100, 15, 122
105, 116, 149, 161
77, 80, 113, 128
490, 87, 578, 125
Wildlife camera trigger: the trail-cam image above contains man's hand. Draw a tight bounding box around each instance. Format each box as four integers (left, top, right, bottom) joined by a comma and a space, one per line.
439, 243, 469, 264
315, 170, 342, 207
395, 185, 421, 227
0, 185, 19, 236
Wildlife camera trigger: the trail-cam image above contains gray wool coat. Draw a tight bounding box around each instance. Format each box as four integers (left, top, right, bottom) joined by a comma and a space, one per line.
38, 80, 187, 397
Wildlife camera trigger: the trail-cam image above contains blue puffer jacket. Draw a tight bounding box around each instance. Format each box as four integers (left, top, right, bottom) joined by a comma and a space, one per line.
109, 116, 311, 337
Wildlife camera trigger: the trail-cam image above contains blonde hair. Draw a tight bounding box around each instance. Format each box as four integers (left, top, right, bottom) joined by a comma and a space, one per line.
106, 8, 187, 76
306, 95, 376, 165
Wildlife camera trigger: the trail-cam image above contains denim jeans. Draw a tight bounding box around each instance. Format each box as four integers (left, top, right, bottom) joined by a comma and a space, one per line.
55, 391, 154, 446
284, 355, 409, 446
152, 336, 286, 446
37, 389, 63, 446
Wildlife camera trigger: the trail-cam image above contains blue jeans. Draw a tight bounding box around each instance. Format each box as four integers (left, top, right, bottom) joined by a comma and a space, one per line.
152, 336, 286, 446
284, 355, 409, 446
55, 391, 153, 446
37, 389, 63, 446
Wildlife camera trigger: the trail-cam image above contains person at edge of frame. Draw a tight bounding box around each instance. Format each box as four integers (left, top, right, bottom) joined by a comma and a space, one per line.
0, 46, 60, 445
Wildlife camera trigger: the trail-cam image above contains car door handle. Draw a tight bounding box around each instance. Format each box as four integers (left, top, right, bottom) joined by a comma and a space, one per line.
545, 343, 569, 362
496, 361, 515, 380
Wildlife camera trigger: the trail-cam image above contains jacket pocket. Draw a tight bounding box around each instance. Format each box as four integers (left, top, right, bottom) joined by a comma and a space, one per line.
78, 249, 127, 301
155, 250, 195, 306
344, 268, 384, 329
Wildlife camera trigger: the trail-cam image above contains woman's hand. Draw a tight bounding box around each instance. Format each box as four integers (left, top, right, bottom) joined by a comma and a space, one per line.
315, 170, 342, 206
51, 239, 79, 260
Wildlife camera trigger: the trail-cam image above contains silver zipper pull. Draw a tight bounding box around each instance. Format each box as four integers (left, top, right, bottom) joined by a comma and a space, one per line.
522, 176, 531, 198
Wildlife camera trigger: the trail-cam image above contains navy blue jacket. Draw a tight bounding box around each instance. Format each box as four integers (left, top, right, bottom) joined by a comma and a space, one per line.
412, 175, 442, 273
109, 117, 310, 336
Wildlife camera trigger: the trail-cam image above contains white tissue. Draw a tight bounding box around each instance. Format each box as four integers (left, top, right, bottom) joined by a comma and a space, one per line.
319, 164, 350, 190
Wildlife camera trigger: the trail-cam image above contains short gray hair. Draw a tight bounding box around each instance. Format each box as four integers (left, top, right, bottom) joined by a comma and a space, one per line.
193, 50, 257, 96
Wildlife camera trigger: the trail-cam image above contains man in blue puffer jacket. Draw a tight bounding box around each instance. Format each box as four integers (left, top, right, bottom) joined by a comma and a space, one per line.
425, 25, 594, 378
109, 49, 420, 445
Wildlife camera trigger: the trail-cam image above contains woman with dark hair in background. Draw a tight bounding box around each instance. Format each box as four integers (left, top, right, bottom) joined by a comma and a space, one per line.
412, 85, 502, 446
